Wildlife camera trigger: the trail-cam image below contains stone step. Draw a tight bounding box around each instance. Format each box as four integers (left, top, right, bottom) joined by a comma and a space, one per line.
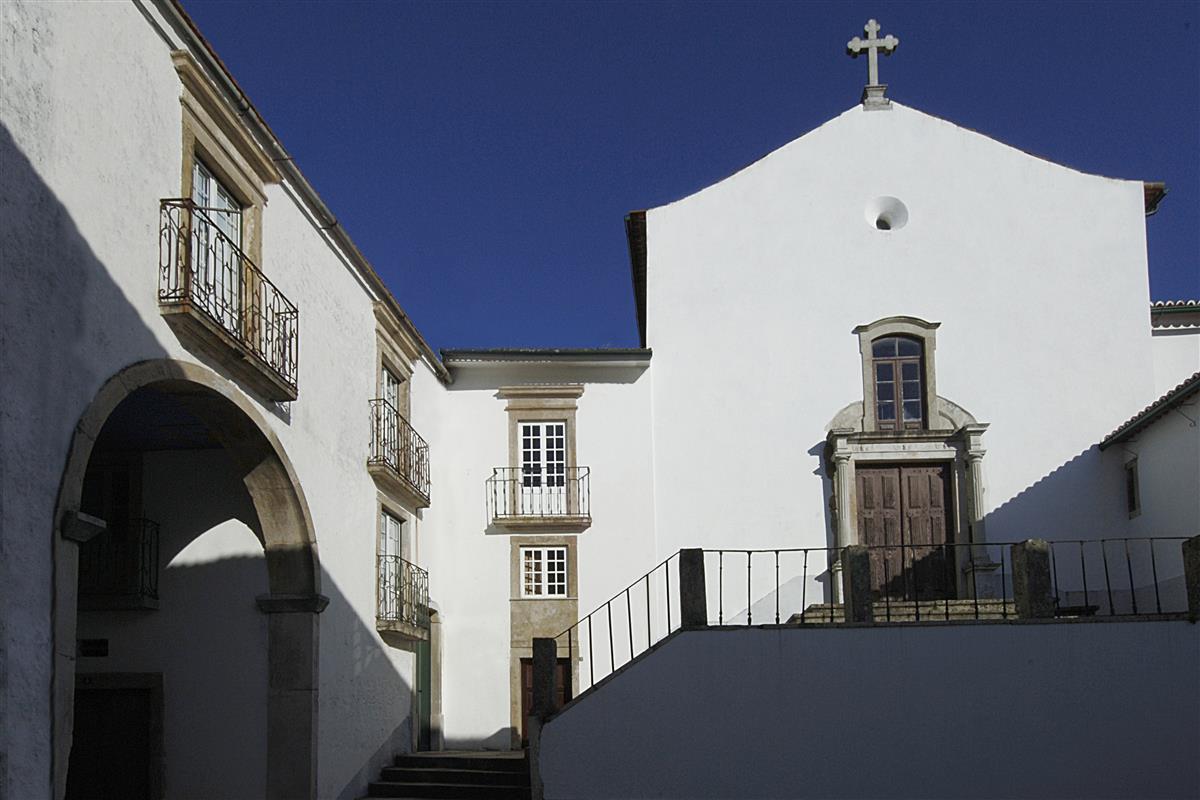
392, 754, 527, 772
790, 599, 1016, 623
379, 767, 529, 787
367, 753, 531, 800
367, 780, 529, 799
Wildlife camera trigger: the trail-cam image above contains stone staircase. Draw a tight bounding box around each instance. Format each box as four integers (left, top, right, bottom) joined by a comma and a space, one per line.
789, 598, 1017, 623
366, 751, 531, 799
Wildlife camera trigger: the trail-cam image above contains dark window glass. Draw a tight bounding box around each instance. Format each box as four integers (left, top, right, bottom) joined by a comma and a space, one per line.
872, 335, 925, 430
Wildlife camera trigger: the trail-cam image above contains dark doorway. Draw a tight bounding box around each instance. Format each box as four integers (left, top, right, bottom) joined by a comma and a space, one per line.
416, 638, 432, 750
66, 674, 163, 800
856, 463, 954, 599
520, 658, 571, 746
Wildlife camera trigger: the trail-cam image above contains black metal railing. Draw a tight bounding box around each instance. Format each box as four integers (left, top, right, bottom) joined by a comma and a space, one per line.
552, 536, 1193, 701
487, 467, 590, 522
1048, 537, 1190, 617
368, 399, 431, 502
78, 518, 160, 601
159, 198, 299, 393
376, 554, 430, 631
554, 553, 680, 697
709, 548, 841, 626
845, 542, 1013, 623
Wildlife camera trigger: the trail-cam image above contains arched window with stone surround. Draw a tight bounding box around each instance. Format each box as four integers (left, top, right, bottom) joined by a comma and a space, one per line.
872, 335, 924, 430
852, 316, 940, 433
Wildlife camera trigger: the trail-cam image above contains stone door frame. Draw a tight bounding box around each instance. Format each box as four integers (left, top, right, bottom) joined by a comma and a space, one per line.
825, 398, 990, 601
52, 359, 326, 800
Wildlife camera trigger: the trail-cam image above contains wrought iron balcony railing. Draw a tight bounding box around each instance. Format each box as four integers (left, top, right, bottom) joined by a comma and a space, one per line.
78, 518, 160, 609
377, 554, 430, 633
368, 399, 431, 505
486, 467, 591, 530
159, 198, 299, 399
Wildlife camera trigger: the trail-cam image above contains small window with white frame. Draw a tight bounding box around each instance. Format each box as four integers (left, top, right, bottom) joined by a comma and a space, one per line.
521, 546, 568, 598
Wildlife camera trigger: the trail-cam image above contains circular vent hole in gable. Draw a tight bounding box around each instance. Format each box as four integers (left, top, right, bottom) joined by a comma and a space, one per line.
865, 196, 908, 231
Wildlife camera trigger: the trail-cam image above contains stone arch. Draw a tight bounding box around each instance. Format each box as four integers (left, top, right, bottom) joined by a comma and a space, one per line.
53, 359, 325, 800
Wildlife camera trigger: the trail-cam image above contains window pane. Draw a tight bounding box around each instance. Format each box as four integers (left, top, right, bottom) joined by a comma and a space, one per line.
877, 401, 895, 420
901, 362, 919, 381
875, 363, 893, 381
902, 380, 920, 400
897, 338, 921, 357
872, 338, 898, 358
903, 400, 922, 421
877, 383, 894, 401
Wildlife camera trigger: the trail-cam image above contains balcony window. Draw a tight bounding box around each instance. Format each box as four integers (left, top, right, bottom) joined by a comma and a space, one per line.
376, 551, 429, 639
158, 196, 299, 400
368, 399, 431, 507
77, 518, 160, 611
487, 466, 590, 530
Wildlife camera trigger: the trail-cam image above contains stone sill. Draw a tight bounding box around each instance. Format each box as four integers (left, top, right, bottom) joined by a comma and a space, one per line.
376, 618, 430, 641
490, 516, 591, 534
367, 463, 431, 509
160, 302, 297, 402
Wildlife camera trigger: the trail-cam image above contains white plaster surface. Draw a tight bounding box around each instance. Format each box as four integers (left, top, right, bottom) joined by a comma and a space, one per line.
1151, 329, 1200, 395
1119, 402, 1200, 543
541, 623, 1200, 799
643, 103, 1156, 555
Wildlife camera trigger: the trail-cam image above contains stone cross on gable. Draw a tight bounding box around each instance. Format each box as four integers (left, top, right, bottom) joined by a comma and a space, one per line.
847, 19, 898, 109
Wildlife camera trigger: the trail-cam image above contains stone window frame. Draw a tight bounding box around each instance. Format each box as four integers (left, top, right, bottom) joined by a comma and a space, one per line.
853, 316, 941, 432
507, 533, 578, 747
519, 545, 570, 598
377, 499, 410, 563
173, 50, 279, 269
374, 303, 419, 422
497, 385, 584, 473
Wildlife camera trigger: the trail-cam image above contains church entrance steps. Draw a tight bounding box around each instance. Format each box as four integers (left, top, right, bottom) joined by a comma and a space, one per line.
791, 598, 1017, 623
366, 752, 530, 800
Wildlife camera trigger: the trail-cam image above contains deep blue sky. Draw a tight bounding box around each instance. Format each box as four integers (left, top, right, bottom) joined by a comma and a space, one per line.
185, 1, 1199, 351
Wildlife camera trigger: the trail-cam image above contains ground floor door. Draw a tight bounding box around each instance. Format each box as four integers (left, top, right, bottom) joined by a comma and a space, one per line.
65, 677, 161, 800
519, 658, 571, 746
856, 463, 954, 600
416, 638, 432, 750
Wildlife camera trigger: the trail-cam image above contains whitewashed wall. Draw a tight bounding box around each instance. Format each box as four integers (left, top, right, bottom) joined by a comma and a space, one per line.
1151, 329, 1200, 394
541, 623, 1200, 799
1122, 410, 1200, 541
0, 2, 433, 796
422, 363, 656, 748
644, 103, 1155, 559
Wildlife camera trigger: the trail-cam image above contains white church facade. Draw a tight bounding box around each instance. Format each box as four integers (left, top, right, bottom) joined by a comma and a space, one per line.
2, 3, 1197, 800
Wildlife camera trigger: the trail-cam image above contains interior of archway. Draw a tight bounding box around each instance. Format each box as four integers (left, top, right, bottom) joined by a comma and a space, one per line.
66, 385, 270, 800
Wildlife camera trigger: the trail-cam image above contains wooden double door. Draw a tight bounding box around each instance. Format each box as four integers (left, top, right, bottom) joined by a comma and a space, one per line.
856, 463, 955, 600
